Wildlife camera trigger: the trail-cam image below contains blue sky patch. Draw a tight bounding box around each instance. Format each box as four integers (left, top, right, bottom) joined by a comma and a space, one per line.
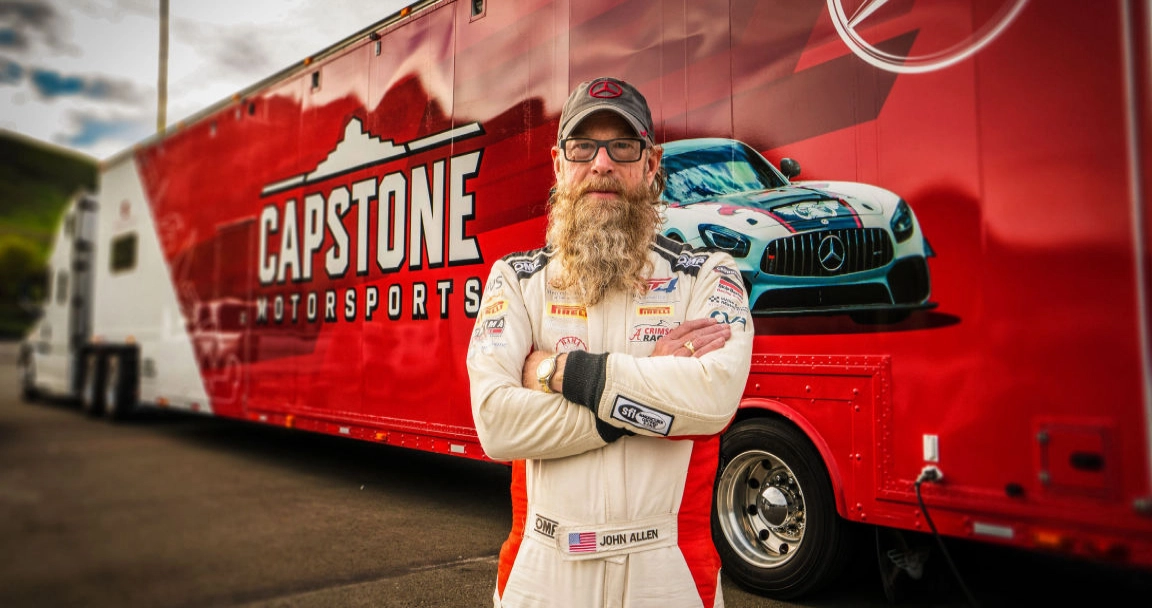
31, 68, 87, 97
64, 115, 148, 148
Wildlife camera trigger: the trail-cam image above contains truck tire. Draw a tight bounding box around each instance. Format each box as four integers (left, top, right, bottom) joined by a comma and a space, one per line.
712, 418, 852, 599
102, 351, 137, 421
19, 347, 38, 402
80, 350, 107, 417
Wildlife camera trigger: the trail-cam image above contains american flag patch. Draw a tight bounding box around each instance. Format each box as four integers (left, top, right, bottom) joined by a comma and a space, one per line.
568, 531, 596, 553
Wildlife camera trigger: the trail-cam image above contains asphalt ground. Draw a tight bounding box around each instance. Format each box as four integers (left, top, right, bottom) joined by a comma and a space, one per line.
2, 341, 1150, 607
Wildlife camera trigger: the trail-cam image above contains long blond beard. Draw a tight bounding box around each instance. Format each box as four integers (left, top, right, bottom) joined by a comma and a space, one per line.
546, 175, 662, 306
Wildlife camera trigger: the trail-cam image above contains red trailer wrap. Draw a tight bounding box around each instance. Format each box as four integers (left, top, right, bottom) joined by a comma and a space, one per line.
21, 0, 1152, 599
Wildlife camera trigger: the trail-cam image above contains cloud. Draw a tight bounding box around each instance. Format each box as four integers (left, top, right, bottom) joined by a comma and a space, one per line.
209, 31, 276, 77
172, 19, 275, 80
66, 0, 155, 22
0, 0, 77, 55
0, 57, 23, 84
0, 26, 27, 50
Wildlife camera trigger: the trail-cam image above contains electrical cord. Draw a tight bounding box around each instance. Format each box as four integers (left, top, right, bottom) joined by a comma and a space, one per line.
915, 467, 981, 608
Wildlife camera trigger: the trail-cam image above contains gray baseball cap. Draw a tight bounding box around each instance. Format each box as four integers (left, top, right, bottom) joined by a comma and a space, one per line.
558, 77, 655, 143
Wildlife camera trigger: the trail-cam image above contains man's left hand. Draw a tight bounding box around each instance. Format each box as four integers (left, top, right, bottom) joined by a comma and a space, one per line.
651, 317, 730, 358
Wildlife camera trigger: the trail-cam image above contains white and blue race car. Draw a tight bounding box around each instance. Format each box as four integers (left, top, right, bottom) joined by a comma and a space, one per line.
660, 138, 935, 323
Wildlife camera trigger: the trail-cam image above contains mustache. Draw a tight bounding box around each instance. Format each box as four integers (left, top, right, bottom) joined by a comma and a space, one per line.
570, 176, 624, 198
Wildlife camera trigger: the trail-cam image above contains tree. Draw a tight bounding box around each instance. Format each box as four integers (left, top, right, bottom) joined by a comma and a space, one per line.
0, 234, 47, 337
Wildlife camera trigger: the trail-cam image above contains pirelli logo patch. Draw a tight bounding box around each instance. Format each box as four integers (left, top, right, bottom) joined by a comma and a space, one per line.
636, 305, 673, 316
548, 303, 587, 319
610, 396, 673, 436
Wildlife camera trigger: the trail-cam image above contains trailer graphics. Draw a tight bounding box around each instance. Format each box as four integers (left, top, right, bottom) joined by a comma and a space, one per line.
660, 137, 934, 322
254, 117, 488, 324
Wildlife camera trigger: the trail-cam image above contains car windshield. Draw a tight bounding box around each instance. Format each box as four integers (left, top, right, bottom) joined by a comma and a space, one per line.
662, 142, 787, 205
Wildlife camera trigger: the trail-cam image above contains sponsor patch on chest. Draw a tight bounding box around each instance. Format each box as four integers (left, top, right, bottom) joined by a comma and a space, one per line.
555, 335, 588, 352
674, 252, 708, 273
610, 396, 674, 436
641, 277, 681, 303
548, 303, 587, 319
629, 320, 678, 343
635, 304, 673, 317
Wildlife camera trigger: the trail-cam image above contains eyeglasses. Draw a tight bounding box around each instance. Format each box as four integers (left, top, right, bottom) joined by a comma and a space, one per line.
560, 138, 647, 163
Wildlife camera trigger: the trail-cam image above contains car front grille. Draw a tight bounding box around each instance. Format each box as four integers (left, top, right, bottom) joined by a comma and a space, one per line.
760, 228, 893, 276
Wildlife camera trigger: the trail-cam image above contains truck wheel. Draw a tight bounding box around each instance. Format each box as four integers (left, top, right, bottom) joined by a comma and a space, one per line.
80, 351, 107, 417
713, 418, 852, 599
19, 347, 39, 402
102, 353, 136, 421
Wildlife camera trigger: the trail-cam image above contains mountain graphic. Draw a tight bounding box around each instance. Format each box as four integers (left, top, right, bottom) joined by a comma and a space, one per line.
260, 117, 482, 196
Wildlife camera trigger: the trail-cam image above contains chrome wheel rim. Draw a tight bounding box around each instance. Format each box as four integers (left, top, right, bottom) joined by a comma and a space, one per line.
716, 449, 807, 568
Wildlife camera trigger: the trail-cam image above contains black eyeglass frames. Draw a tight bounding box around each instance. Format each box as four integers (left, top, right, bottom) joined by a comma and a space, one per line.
560, 138, 647, 162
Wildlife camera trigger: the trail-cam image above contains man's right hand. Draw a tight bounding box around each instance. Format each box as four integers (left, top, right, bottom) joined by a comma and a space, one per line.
651, 318, 731, 358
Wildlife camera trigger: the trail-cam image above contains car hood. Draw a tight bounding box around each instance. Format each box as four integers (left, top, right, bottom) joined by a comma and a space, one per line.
668, 185, 885, 233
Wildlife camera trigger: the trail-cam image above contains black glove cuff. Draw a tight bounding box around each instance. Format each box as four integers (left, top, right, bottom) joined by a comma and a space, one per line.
561, 350, 608, 412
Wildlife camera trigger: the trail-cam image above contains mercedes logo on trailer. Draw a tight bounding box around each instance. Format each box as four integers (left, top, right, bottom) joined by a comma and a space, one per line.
827, 0, 1030, 74
818, 235, 846, 272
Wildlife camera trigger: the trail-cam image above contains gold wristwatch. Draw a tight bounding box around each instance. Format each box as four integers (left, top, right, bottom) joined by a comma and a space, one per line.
536, 353, 560, 393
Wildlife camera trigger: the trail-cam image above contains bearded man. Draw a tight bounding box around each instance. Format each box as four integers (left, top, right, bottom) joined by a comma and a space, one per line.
467, 77, 755, 608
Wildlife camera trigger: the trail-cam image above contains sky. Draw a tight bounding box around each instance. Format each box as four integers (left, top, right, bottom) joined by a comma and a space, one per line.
0, 0, 412, 160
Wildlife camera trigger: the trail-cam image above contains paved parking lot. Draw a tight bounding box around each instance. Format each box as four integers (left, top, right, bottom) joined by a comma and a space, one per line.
4, 341, 1148, 607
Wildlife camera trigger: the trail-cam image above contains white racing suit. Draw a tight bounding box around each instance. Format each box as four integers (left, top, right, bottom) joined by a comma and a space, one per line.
467, 235, 755, 608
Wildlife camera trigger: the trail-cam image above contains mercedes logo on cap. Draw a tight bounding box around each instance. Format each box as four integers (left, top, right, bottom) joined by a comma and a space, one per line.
818, 235, 846, 272
589, 79, 623, 98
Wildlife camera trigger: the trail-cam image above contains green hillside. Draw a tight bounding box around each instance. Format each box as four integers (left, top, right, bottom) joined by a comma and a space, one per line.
0, 130, 98, 338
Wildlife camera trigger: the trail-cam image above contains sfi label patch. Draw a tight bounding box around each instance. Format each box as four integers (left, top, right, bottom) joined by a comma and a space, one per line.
611, 396, 674, 436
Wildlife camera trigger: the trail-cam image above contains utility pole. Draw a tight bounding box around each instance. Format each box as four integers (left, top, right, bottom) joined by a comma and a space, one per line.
157, 0, 169, 134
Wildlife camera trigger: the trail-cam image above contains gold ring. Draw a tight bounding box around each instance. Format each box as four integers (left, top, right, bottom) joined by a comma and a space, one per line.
684, 340, 695, 354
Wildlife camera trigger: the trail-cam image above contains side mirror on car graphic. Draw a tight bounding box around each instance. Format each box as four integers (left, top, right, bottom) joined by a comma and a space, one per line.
779, 158, 801, 179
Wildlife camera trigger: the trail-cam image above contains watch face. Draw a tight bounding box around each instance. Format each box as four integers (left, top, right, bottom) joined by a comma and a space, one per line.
537, 357, 555, 380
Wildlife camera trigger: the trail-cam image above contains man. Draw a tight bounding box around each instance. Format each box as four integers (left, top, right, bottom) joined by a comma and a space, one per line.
467, 76, 754, 608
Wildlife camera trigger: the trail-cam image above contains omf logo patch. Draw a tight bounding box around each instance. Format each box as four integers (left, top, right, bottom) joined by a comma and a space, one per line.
534, 514, 558, 538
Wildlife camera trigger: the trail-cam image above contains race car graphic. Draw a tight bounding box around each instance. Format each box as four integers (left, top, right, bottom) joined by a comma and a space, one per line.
660, 138, 935, 323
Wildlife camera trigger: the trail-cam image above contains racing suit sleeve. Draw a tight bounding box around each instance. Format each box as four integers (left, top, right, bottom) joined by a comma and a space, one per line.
561, 252, 754, 438
466, 260, 610, 461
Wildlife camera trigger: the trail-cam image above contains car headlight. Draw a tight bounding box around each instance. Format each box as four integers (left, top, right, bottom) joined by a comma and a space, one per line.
698, 224, 751, 257
890, 199, 914, 243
